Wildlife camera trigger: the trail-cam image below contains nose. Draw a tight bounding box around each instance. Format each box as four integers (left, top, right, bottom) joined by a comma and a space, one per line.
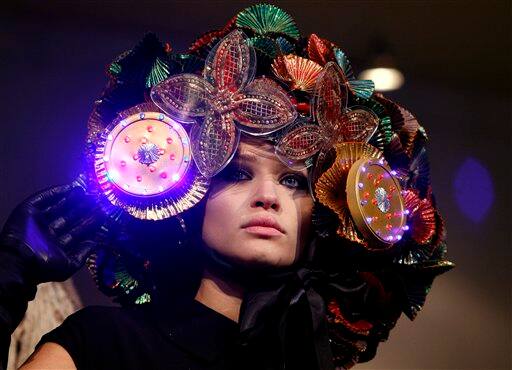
250, 179, 280, 211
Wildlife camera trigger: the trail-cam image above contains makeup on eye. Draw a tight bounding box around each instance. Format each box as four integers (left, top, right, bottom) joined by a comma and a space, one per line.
219, 162, 308, 190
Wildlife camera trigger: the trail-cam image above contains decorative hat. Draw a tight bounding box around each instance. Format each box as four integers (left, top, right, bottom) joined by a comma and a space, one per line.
83, 4, 453, 368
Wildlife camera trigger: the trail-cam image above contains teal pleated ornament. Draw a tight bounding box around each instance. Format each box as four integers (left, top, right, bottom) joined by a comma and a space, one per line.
135, 292, 152, 305
349, 79, 375, 99
276, 36, 295, 54
248, 36, 296, 60
236, 4, 300, 40
145, 56, 171, 88
351, 95, 386, 118
333, 47, 354, 80
107, 50, 130, 80
378, 116, 393, 145
395, 258, 454, 320
114, 263, 139, 295
109, 61, 122, 77
248, 36, 278, 58
368, 128, 386, 151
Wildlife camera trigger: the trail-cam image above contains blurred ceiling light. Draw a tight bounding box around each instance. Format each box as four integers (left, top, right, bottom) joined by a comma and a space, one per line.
359, 38, 404, 92
359, 67, 404, 92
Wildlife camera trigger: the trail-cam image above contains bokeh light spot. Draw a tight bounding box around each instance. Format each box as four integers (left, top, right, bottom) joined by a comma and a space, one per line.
453, 158, 494, 222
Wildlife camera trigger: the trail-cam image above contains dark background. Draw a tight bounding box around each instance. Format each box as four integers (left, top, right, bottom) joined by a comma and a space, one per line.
2, 1, 510, 369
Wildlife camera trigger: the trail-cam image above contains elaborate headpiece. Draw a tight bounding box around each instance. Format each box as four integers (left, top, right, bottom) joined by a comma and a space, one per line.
84, 4, 453, 368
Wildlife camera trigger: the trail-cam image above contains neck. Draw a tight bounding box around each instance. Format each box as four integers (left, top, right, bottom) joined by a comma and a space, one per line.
194, 267, 244, 323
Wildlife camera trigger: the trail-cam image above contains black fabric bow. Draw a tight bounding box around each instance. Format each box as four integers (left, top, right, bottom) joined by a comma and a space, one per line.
238, 266, 370, 370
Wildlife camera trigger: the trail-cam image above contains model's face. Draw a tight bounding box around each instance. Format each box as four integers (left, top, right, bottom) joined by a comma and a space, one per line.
202, 138, 314, 270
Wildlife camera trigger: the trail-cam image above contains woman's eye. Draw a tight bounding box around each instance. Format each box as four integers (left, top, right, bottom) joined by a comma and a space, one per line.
223, 168, 251, 182
280, 174, 308, 190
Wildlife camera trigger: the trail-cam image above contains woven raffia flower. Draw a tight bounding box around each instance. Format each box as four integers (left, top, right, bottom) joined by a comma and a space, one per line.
151, 30, 297, 178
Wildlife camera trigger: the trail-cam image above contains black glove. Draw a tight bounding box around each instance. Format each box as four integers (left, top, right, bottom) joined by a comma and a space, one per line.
0, 175, 107, 369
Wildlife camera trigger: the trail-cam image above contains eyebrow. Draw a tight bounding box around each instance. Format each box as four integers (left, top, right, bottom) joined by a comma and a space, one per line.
234, 152, 308, 176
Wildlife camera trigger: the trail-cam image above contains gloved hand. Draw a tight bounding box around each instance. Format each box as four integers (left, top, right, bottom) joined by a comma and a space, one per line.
0, 175, 107, 369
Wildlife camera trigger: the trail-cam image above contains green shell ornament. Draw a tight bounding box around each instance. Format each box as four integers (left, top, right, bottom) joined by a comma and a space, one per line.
107, 33, 175, 88
334, 48, 355, 80
146, 56, 172, 88
349, 79, 375, 100
247, 36, 295, 58
236, 4, 300, 40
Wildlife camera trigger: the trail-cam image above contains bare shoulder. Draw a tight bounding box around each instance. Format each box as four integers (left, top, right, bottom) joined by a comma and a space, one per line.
19, 342, 76, 370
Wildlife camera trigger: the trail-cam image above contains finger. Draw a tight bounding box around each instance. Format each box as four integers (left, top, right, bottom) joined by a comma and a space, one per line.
42, 187, 89, 221
58, 212, 104, 248
68, 240, 98, 270
27, 183, 77, 209
47, 199, 98, 235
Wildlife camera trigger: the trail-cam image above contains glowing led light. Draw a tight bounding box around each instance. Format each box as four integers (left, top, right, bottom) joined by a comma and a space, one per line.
396, 234, 402, 241
387, 235, 393, 241
159, 149, 165, 155
404, 209, 410, 215
158, 114, 164, 120
184, 155, 190, 162
158, 185, 164, 192
141, 137, 148, 144
170, 153, 175, 161
133, 154, 139, 160
182, 138, 189, 145
124, 136, 131, 143
358, 182, 364, 189
402, 225, 410, 231
136, 175, 142, 182
390, 170, 397, 176
360, 200, 368, 206
121, 120, 127, 127
139, 113, 145, 119
123, 183, 130, 189
166, 137, 173, 144
361, 166, 367, 172
172, 173, 180, 182
379, 158, 384, 165
149, 165, 156, 173
160, 172, 167, 179
120, 160, 126, 167
147, 125, 154, 132
107, 169, 119, 182
107, 134, 113, 141
103, 156, 109, 162
366, 217, 373, 223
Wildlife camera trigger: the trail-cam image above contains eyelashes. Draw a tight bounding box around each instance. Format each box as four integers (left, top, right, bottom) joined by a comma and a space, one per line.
218, 164, 308, 191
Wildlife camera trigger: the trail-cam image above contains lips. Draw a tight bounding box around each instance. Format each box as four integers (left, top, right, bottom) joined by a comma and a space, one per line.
241, 215, 285, 236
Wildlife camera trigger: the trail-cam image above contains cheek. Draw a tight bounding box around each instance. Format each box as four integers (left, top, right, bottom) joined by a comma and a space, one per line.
201, 189, 245, 258
295, 198, 314, 251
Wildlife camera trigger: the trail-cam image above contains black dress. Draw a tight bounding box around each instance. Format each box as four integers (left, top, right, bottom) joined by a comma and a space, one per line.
37, 298, 285, 370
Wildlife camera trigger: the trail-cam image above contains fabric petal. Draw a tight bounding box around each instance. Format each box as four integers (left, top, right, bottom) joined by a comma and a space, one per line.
190, 112, 239, 178
150, 74, 214, 122
203, 30, 256, 93
339, 109, 379, 143
233, 77, 297, 135
275, 123, 323, 164
313, 62, 348, 142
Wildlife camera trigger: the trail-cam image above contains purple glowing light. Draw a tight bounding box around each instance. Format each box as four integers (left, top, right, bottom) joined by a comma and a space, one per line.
453, 157, 494, 223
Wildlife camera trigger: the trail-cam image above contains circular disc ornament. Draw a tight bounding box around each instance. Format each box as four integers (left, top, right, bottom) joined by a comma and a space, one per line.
98, 111, 191, 195
95, 110, 208, 220
346, 157, 407, 248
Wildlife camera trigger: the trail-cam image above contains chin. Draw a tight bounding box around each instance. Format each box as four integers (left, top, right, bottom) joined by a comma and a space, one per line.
228, 239, 296, 269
